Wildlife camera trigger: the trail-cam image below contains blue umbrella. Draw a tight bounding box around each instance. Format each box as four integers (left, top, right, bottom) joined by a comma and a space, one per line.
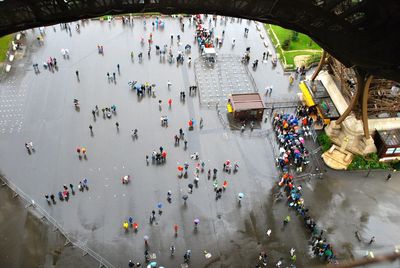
157, 202, 162, 209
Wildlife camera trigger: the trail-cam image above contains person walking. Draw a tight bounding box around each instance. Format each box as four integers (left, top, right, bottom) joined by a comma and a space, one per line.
89, 125, 93, 133
170, 245, 176, 256
184, 250, 191, 263
188, 183, 193, 193
45, 194, 50, 204
174, 224, 178, 236
386, 173, 392, 181
283, 215, 291, 226
75, 70, 79, 79
289, 74, 294, 85
117, 64, 120, 73
369, 236, 375, 244
115, 122, 119, 129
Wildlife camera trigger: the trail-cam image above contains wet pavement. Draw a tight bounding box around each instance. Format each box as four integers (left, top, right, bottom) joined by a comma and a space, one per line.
0, 15, 399, 268
0, 181, 98, 268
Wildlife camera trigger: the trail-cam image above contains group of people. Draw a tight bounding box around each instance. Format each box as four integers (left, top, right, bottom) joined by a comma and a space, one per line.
44, 179, 88, 204
272, 108, 336, 264
28, 14, 324, 268
42, 56, 58, 72
147, 147, 167, 165
277, 171, 336, 263
272, 111, 311, 172
174, 128, 188, 148
195, 15, 215, 50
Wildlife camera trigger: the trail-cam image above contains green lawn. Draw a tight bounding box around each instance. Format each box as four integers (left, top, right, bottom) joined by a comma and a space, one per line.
283, 50, 323, 66
265, 24, 322, 70
269, 24, 321, 51
0, 34, 13, 62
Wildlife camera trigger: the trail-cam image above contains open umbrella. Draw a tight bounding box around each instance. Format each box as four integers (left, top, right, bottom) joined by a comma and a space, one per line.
194, 218, 200, 224
178, 166, 183, 171
157, 202, 163, 209
182, 194, 188, 201
238, 192, 244, 199
148, 261, 157, 268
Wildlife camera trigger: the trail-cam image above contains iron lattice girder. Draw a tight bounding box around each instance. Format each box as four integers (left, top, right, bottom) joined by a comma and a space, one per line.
0, 0, 400, 82
325, 57, 400, 118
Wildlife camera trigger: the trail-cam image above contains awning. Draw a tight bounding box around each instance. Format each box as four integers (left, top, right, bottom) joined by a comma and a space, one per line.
299, 82, 315, 107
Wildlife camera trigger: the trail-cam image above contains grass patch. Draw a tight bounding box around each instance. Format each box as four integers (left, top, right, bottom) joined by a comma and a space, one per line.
347, 153, 390, 170
283, 50, 322, 67
265, 24, 322, 69
0, 34, 13, 62
269, 25, 321, 51
317, 132, 332, 152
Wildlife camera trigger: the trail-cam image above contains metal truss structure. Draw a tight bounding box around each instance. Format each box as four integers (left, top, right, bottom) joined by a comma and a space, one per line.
312, 52, 400, 138
326, 57, 400, 119
0, 0, 399, 82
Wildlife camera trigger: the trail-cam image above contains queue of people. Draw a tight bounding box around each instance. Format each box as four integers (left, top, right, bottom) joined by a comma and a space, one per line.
272, 107, 337, 264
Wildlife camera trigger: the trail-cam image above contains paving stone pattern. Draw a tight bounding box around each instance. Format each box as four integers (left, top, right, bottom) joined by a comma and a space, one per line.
0, 79, 26, 134
195, 54, 256, 105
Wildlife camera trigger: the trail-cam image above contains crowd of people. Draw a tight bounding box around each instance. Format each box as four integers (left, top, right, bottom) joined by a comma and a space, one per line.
273, 111, 311, 173
16, 13, 341, 268
272, 107, 337, 264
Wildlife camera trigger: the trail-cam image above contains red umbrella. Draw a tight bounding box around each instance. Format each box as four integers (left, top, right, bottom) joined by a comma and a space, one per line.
178, 166, 183, 171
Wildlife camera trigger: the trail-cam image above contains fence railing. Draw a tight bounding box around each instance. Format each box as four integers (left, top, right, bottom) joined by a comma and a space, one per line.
0, 175, 115, 268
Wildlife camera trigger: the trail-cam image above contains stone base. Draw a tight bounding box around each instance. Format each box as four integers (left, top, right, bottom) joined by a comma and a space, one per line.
314, 70, 400, 157
325, 120, 377, 156
322, 145, 353, 170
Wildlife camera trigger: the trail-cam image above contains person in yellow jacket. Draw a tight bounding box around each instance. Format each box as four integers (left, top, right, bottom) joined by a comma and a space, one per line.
123, 221, 129, 230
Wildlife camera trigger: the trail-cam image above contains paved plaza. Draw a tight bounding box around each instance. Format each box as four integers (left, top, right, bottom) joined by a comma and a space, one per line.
0, 15, 400, 268
195, 54, 256, 105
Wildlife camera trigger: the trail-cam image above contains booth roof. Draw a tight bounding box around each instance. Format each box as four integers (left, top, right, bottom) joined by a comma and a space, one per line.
377, 129, 400, 146
230, 93, 265, 111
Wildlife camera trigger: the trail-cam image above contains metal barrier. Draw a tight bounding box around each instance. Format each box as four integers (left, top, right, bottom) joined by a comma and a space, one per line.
0, 175, 115, 268
264, 99, 301, 109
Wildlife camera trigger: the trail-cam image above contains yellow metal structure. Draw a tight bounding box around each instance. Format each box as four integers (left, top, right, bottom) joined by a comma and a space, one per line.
299, 82, 315, 107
